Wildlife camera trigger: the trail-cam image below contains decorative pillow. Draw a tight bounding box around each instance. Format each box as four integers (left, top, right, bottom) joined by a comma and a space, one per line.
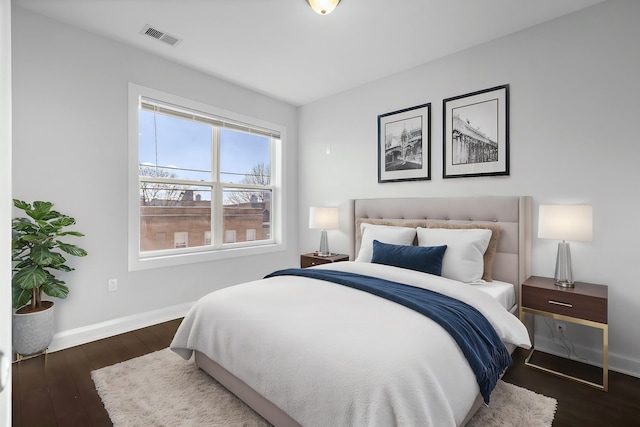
355, 218, 425, 245
355, 223, 417, 263
371, 240, 447, 276
416, 227, 492, 283
425, 222, 501, 282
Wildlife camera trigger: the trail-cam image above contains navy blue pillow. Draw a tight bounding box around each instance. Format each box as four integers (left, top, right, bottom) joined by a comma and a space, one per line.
371, 240, 447, 276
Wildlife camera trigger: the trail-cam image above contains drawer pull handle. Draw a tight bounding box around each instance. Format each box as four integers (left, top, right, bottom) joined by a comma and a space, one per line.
548, 300, 573, 308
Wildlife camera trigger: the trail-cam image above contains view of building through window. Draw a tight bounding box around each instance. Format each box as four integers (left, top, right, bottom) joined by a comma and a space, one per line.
138, 101, 274, 253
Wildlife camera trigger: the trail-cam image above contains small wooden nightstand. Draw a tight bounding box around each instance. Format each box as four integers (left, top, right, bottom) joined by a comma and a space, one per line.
520, 276, 608, 391
300, 253, 349, 268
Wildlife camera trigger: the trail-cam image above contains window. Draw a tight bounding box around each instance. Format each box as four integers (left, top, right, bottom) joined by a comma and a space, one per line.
174, 232, 188, 248
225, 230, 236, 244
128, 84, 285, 270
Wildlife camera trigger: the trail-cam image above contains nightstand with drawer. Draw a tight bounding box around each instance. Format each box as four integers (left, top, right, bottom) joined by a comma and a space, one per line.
520, 276, 608, 390
300, 253, 349, 268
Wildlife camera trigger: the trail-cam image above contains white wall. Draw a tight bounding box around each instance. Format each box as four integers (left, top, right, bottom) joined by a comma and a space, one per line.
299, 0, 640, 377
1, 0, 12, 422
11, 7, 299, 346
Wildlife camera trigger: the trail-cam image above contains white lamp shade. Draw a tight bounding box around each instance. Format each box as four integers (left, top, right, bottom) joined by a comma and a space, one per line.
306, 0, 341, 15
538, 205, 593, 241
309, 207, 339, 230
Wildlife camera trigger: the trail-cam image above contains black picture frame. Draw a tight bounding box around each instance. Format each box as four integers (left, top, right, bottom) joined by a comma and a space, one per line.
443, 85, 509, 178
378, 103, 431, 183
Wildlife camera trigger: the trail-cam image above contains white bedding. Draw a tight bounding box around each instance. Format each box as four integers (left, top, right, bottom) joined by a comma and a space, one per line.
473, 280, 516, 311
171, 262, 530, 427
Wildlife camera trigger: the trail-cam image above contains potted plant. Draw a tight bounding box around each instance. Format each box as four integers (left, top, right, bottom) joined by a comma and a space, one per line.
11, 199, 87, 357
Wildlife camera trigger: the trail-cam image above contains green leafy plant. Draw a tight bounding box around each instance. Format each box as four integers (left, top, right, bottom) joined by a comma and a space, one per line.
11, 199, 87, 312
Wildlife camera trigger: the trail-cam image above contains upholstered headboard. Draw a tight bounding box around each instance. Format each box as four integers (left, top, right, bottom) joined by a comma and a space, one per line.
353, 196, 531, 308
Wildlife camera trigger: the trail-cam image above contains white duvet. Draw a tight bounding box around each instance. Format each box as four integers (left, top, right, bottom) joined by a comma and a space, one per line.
171, 262, 531, 427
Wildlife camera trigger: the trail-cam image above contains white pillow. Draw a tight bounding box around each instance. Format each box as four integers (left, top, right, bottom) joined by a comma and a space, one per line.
416, 227, 492, 283
355, 223, 416, 263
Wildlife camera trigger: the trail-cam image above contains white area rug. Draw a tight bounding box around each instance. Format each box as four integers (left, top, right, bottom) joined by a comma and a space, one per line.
92, 348, 557, 427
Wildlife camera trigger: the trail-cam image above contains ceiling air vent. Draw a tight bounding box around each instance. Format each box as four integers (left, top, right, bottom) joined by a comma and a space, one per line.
140, 25, 182, 47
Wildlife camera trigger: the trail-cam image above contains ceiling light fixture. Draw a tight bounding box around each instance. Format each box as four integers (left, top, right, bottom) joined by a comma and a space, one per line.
306, 0, 341, 15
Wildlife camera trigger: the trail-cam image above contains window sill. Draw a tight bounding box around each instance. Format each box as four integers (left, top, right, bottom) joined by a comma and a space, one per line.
128, 242, 285, 271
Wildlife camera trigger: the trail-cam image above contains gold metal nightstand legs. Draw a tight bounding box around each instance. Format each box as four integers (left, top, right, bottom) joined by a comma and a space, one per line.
520, 307, 608, 391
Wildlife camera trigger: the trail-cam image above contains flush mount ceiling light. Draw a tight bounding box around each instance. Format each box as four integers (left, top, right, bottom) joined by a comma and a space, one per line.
306, 0, 341, 15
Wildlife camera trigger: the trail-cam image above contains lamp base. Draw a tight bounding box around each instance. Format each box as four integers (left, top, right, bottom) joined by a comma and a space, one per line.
554, 279, 575, 288
554, 242, 575, 288
318, 230, 330, 257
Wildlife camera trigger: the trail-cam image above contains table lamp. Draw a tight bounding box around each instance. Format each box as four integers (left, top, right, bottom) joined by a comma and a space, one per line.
538, 204, 593, 287
309, 207, 339, 257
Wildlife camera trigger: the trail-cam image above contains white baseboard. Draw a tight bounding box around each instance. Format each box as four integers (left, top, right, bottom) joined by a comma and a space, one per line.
48, 302, 194, 353
534, 334, 640, 379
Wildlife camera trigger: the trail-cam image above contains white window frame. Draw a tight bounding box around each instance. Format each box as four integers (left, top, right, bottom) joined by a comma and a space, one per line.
128, 83, 286, 271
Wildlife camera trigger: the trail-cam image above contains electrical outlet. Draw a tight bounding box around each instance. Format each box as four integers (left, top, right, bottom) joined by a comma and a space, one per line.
108, 279, 118, 292
556, 322, 565, 333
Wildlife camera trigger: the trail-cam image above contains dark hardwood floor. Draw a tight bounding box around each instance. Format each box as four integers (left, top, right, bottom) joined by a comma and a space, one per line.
11, 319, 640, 426
12, 319, 181, 427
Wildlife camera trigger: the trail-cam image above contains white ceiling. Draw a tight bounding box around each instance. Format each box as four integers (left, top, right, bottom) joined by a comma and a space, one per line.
14, 0, 605, 106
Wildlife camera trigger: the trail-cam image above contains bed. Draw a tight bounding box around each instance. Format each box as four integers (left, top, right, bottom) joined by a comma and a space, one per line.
171, 196, 532, 426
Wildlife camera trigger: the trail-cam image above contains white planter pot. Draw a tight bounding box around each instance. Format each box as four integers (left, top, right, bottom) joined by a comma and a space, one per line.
12, 301, 55, 357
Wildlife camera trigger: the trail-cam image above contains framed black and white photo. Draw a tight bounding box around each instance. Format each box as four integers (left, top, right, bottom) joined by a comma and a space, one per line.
443, 85, 509, 178
378, 103, 431, 183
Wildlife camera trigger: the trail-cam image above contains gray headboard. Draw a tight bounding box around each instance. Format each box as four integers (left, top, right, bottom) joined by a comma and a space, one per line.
353, 196, 531, 308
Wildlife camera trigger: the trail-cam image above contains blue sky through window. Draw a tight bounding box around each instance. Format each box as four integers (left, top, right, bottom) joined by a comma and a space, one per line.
220, 128, 270, 184
139, 110, 271, 183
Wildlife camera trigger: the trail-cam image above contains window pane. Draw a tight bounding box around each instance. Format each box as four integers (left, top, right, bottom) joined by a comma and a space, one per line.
174, 232, 188, 248
225, 230, 236, 243
140, 183, 212, 252
220, 129, 271, 184
223, 188, 272, 243
139, 182, 211, 206
139, 109, 212, 181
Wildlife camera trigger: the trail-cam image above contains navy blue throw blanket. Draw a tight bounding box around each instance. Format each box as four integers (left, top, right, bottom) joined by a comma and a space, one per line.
265, 268, 511, 404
